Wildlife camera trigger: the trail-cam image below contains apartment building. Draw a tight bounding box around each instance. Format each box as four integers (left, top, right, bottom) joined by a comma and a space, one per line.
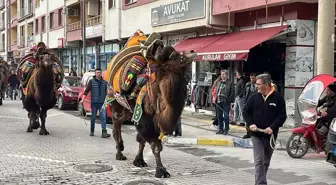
0, 0, 6, 62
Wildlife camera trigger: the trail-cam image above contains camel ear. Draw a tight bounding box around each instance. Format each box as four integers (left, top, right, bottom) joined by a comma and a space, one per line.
158, 46, 176, 62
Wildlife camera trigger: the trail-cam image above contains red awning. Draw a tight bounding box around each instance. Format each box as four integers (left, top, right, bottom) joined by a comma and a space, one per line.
176, 25, 288, 61
173, 34, 224, 52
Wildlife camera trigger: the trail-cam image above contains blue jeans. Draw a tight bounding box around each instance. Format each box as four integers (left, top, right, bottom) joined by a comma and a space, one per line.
216, 102, 230, 131
91, 103, 106, 130
234, 96, 245, 122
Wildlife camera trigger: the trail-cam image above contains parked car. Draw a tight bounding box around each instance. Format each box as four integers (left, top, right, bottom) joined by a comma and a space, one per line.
77, 71, 113, 123
56, 76, 81, 110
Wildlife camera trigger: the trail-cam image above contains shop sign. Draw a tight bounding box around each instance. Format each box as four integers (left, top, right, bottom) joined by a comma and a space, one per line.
86, 25, 103, 39
167, 32, 195, 46
151, 0, 205, 27
201, 53, 237, 61
58, 38, 64, 48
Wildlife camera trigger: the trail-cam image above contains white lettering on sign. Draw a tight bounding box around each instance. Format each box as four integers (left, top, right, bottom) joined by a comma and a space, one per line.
201, 53, 237, 61
163, 0, 190, 16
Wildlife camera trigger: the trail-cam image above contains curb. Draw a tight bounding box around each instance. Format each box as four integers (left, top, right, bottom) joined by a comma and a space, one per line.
163, 136, 287, 150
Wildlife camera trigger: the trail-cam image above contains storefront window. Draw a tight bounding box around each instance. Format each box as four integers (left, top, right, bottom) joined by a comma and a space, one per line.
62, 55, 70, 73
112, 44, 119, 52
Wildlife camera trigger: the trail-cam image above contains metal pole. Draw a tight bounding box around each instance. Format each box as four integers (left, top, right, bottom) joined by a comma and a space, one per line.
82, 0, 87, 73
316, 0, 335, 75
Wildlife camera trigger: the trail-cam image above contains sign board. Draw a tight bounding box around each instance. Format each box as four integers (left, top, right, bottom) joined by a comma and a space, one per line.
86, 25, 103, 39
151, 0, 205, 27
198, 53, 249, 61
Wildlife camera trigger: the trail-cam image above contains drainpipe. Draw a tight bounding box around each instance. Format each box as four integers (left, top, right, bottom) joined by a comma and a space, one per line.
63, 0, 66, 47
82, 0, 87, 72
46, 0, 49, 46
101, 0, 105, 43
265, 0, 268, 25
116, 0, 121, 42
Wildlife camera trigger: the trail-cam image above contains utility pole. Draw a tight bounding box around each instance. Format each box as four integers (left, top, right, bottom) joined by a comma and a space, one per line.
316, 0, 335, 75
82, 0, 87, 74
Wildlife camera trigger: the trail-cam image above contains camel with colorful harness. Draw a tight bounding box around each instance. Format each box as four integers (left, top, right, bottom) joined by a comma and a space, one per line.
17, 42, 64, 135
103, 30, 197, 178
0, 58, 9, 105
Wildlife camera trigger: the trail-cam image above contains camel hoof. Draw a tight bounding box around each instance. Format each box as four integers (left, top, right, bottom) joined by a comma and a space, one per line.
39, 130, 49, 135
155, 167, 170, 178
133, 157, 148, 167
31, 122, 40, 130
116, 153, 127, 161
26, 127, 33, 132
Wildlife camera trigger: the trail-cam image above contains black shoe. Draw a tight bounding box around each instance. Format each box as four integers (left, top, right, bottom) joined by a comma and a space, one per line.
223, 130, 228, 135
242, 134, 251, 139
90, 128, 94, 136
230, 121, 237, 125
101, 129, 111, 138
216, 130, 224, 134
173, 133, 182, 137
239, 123, 245, 127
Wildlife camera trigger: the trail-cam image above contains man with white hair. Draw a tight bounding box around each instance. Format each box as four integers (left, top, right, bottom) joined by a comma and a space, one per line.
243, 73, 287, 185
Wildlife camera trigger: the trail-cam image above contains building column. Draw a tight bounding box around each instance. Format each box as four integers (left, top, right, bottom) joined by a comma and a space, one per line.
316, 0, 335, 75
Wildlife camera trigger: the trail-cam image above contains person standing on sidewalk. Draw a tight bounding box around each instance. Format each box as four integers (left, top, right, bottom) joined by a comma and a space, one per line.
213, 69, 234, 135
81, 68, 111, 138
243, 73, 287, 185
242, 73, 257, 139
232, 71, 246, 126
7, 69, 20, 100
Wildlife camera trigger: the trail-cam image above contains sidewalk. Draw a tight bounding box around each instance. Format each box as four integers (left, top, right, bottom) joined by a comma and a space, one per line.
163, 110, 293, 150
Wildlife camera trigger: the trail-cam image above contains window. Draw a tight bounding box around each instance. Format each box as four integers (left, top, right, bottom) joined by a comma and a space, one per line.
35, 19, 39, 33
58, 8, 62, 26
125, 0, 136, 5
41, 16, 45, 32
49, 12, 54, 29
108, 0, 115, 9
1, 33, 4, 50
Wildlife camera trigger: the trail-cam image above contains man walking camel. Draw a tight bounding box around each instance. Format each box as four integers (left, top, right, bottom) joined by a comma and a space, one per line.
243, 73, 287, 185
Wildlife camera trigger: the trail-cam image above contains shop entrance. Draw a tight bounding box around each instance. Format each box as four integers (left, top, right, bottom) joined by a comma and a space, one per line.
243, 42, 286, 95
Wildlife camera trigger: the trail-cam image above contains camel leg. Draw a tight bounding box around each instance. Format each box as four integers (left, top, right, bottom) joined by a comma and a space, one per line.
151, 140, 170, 178
133, 133, 147, 167
112, 118, 126, 160
24, 95, 40, 132
39, 108, 49, 135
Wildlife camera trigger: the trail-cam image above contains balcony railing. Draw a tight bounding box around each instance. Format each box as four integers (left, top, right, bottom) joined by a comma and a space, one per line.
86, 15, 101, 27
11, 39, 17, 46
18, 36, 25, 46
0, 42, 5, 52
19, 3, 33, 20
67, 21, 81, 32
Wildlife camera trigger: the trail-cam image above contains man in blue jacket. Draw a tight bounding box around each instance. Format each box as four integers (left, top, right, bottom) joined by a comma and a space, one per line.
81, 68, 111, 138
243, 73, 287, 185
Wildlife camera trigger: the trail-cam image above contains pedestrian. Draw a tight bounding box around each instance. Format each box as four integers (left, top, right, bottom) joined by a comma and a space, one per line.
213, 69, 234, 135
243, 73, 287, 185
211, 67, 221, 128
242, 72, 257, 139
232, 70, 246, 126
69, 68, 77, 76
7, 69, 19, 100
81, 68, 111, 138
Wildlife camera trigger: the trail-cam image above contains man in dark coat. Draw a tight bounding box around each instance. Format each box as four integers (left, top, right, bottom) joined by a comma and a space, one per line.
243, 73, 287, 185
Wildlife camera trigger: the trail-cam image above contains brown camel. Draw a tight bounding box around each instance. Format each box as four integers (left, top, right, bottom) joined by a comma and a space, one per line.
110, 46, 196, 178
23, 47, 64, 135
0, 58, 9, 105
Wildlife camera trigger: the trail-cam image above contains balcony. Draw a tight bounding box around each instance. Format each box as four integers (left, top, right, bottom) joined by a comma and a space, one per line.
0, 0, 5, 9
86, 15, 101, 27
18, 36, 25, 47
0, 42, 5, 52
18, 3, 33, 21
0, 21, 4, 31
67, 21, 81, 32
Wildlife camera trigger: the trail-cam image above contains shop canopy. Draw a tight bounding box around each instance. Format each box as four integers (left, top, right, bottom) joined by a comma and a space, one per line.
174, 25, 288, 61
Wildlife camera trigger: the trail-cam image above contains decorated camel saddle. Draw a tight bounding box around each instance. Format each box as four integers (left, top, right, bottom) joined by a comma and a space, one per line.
0, 57, 9, 84
17, 42, 64, 96
103, 30, 164, 119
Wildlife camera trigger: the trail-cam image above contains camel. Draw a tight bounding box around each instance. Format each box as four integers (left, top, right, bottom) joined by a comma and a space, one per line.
106, 42, 196, 178
0, 58, 9, 105
20, 44, 64, 134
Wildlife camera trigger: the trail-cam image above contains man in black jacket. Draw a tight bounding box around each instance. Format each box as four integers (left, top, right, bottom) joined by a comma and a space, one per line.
7, 69, 19, 100
232, 71, 246, 125
242, 73, 257, 139
243, 73, 287, 185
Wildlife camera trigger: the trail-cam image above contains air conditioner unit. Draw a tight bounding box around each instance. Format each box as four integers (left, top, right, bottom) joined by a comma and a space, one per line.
66, 8, 79, 16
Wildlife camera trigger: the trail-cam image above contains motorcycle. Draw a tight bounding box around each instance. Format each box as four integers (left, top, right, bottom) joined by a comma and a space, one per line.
286, 74, 336, 158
